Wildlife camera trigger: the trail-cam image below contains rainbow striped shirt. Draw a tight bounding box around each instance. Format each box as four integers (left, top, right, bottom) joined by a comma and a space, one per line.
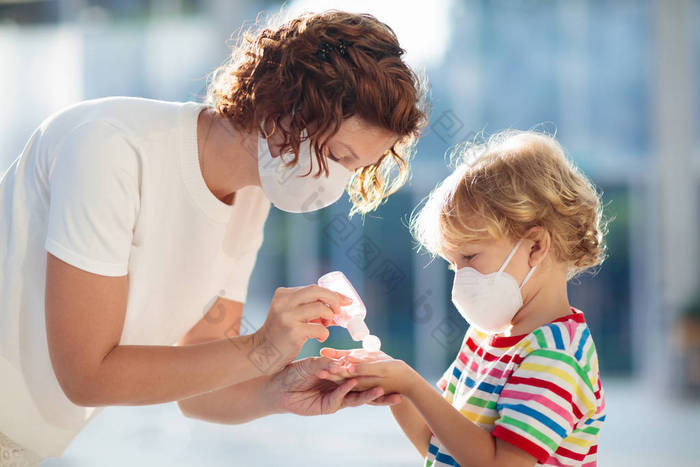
424, 308, 606, 466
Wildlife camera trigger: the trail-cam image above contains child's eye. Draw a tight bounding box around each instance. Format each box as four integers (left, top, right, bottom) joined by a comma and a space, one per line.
463, 254, 476, 262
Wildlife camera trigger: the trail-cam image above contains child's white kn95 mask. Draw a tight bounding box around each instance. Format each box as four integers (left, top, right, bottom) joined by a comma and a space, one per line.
451, 238, 537, 334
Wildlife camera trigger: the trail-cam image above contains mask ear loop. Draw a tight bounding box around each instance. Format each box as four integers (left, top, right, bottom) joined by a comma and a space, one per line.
258, 118, 281, 169
519, 264, 537, 289
498, 238, 524, 273
498, 238, 537, 288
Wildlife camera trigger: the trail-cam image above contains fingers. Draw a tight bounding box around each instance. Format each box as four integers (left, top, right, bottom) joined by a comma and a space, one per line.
327, 378, 357, 411
320, 347, 352, 359
316, 369, 346, 383
297, 356, 335, 374
345, 361, 383, 377
301, 323, 330, 343
326, 360, 381, 379
289, 285, 353, 314
327, 363, 354, 379
325, 356, 380, 378
341, 386, 385, 408
310, 317, 332, 326
348, 375, 383, 391
341, 350, 387, 363
368, 394, 403, 406
304, 356, 346, 382
295, 302, 335, 323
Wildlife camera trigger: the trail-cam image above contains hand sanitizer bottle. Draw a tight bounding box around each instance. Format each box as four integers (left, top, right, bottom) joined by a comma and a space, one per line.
317, 271, 381, 351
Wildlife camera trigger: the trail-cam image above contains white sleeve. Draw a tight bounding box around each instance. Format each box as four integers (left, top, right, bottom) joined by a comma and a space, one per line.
218, 247, 261, 303
44, 120, 140, 276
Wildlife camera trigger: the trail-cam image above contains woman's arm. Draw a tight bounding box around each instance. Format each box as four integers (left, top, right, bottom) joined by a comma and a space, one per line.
44, 253, 340, 407
175, 296, 279, 424
177, 299, 398, 423
45, 252, 265, 406
178, 373, 279, 424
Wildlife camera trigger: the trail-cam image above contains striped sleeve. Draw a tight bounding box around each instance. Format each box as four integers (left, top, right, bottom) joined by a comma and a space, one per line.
436, 360, 455, 392
436, 330, 471, 392
492, 349, 597, 463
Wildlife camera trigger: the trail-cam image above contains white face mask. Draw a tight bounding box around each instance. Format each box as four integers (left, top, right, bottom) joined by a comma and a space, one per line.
451, 238, 537, 334
257, 129, 353, 213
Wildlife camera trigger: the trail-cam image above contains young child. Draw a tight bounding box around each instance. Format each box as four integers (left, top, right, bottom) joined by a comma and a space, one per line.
320, 130, 608, 466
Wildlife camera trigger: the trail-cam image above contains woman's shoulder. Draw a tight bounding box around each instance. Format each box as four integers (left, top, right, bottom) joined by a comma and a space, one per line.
39, 96, 184, 141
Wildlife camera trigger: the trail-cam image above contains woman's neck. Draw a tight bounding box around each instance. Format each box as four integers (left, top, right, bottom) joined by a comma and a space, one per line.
196, 107, 261, 205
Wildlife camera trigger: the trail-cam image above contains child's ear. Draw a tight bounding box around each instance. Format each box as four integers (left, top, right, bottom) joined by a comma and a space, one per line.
525, 226, 551, 267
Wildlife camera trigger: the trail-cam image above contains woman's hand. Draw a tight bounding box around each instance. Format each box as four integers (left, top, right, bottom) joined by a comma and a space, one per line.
253, 285, 351, 373
319, 347, 417, 397
264, 356, 401, 416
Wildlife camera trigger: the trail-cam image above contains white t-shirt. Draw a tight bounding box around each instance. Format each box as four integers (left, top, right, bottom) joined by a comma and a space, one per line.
0, 96, 271, 459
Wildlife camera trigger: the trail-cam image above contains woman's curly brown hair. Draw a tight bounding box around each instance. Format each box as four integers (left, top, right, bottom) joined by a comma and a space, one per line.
205, 10, 428, 216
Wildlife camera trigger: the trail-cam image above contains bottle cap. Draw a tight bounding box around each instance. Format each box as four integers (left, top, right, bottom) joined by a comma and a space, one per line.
362, 334, 381, 352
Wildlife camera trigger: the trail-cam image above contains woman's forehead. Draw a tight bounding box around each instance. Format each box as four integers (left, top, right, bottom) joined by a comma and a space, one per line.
337, 117, 397, 143
333, 116, 398, 163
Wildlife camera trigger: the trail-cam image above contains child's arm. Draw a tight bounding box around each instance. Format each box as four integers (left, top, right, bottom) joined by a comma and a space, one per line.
390, 397, 432, 457
333, 358, 537, 467
320, 347, 431, 457
406, 375, 536, 467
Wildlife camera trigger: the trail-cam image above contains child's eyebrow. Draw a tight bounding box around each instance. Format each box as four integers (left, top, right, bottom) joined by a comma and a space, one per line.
442, 251, 457, 263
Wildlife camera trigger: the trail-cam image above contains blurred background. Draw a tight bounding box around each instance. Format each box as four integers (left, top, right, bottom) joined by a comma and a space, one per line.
1, 0, 699, 465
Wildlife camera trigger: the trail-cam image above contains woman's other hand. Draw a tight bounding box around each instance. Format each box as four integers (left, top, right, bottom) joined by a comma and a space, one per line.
265, 356, 401, 416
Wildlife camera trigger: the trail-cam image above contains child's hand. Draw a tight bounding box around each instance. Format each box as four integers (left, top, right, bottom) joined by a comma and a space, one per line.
316, 347, 388, 382
319, 347, 418, 396
322, 347, 389, 362
314, 348, 403, 406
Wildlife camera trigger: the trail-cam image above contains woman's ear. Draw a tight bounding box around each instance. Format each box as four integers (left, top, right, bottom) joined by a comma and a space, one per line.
525, 226, 551, 268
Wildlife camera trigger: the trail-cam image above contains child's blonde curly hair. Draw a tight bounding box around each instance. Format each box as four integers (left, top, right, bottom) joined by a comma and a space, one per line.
410, 130, 610, 280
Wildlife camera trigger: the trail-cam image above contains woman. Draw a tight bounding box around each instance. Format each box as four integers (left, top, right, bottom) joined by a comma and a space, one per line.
0, 10, 426, 465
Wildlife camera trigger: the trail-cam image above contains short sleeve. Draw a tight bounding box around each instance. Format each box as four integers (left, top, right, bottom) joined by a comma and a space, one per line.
436, 360, 455, 392
492, 349, 597, 463
437, 329, 472, 392
217, 246, 261, 303
45, 120, 139, 276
